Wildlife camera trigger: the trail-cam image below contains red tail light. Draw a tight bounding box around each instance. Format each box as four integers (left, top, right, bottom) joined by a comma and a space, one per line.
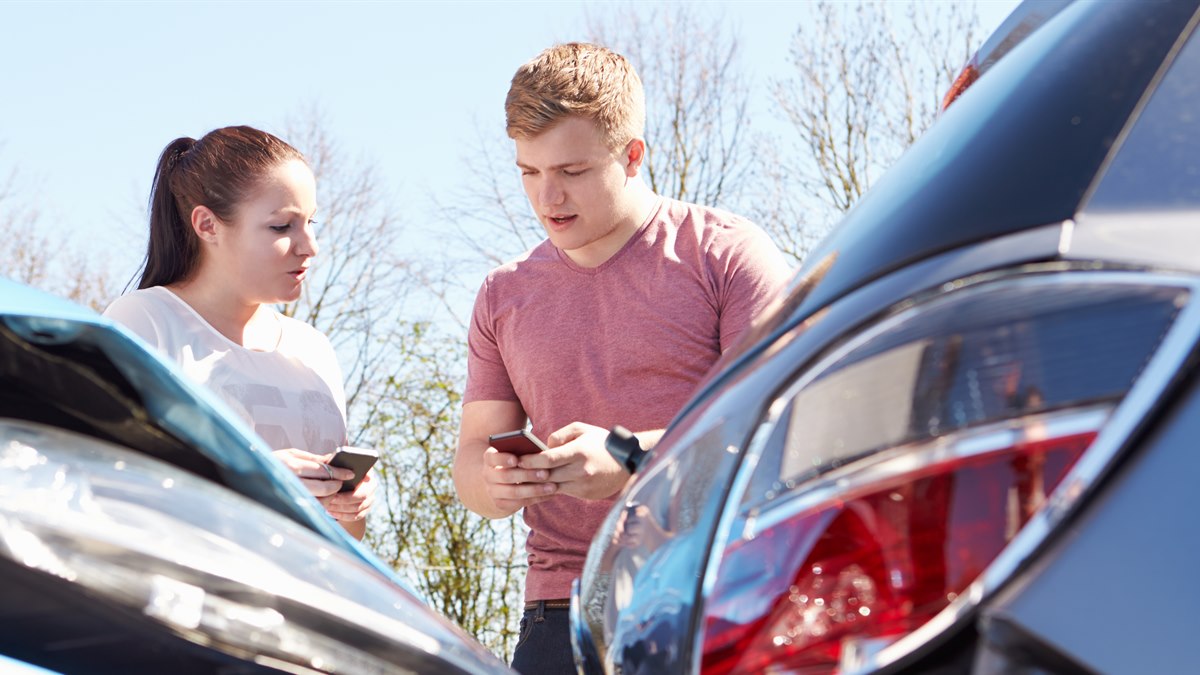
702, 427, 1095, 674
697, 275, 1189, 674
941, 62, 980, 112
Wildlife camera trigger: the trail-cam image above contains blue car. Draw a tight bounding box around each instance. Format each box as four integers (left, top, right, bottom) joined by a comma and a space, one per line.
0, 279, 511, 674
573, 1, 1200, 673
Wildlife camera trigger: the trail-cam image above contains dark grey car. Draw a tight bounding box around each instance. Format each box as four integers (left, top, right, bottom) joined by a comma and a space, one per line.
0, 282, 512, 674
573, 1, 1200, 673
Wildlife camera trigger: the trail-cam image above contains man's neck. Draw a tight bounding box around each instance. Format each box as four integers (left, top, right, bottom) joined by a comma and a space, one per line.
563, 185, 659, 268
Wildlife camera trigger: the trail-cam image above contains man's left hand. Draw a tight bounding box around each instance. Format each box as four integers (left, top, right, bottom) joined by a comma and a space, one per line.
517, 422, 630, 500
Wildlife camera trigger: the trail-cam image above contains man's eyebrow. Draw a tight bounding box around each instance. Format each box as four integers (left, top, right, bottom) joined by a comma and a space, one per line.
515, 160, 588, 170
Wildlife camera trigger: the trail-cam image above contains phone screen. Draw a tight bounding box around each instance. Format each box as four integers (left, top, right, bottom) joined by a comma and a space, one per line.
488, 429, 549, 456
328, 446, 379, 493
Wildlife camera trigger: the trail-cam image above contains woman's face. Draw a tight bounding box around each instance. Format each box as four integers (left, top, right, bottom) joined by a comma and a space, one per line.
209, 159, 319, 306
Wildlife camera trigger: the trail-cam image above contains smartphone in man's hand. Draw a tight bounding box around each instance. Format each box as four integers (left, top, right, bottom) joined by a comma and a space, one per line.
328, 446, 378, 493
488, 429, 549, 456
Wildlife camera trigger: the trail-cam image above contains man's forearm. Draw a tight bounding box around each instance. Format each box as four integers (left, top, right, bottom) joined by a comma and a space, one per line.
453, 444, 521, 520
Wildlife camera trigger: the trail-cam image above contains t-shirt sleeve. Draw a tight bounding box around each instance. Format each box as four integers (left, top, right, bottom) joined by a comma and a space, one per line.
463, 276, 520, 404
102, 293, 166, 351
715, 224, 794, 352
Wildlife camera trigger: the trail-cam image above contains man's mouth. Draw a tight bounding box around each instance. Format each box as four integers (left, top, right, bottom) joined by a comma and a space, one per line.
547, 214, 577, 228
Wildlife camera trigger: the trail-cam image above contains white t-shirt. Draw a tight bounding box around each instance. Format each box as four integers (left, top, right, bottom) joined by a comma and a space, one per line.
103, 286, 348, 454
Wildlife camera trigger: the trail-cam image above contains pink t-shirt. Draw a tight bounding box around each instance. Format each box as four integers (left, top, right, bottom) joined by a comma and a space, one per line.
465, 197, 791, 601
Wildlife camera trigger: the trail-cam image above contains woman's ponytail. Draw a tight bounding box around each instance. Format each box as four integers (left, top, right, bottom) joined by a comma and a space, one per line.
138, 137, 198, 289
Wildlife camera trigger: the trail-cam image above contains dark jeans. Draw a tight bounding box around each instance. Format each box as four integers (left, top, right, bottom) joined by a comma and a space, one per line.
511, 602, 575, 674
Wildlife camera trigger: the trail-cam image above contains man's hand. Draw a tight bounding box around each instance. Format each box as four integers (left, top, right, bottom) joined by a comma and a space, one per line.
481, 447, 558, 513
455, 400, 552, 519
517, 422, 630, 500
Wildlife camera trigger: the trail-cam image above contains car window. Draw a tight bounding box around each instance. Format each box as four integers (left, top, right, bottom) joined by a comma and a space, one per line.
1086, 25, 1200, 211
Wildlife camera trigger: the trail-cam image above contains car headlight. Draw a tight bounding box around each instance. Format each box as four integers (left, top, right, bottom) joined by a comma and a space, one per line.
699, 270, 1196, 674
0, 420, 501, 675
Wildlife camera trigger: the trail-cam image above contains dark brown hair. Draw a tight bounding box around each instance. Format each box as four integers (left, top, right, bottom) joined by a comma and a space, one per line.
137, 125, 305, 289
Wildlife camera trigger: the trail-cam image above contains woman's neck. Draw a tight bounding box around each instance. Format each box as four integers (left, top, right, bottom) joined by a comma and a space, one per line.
167, 278, 280, 351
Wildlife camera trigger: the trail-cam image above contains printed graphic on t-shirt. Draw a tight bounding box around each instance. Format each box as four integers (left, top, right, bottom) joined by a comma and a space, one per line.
301, 389, 344, 450
221, 382, 342, 453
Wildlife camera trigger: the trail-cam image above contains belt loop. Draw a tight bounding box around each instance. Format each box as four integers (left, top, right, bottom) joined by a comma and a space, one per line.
534, 600, 545, 623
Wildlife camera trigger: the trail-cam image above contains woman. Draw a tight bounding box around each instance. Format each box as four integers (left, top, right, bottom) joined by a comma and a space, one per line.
105, 125, 374, 539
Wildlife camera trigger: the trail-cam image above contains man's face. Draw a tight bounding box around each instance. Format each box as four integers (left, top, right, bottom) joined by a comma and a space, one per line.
515, 116, 640, 264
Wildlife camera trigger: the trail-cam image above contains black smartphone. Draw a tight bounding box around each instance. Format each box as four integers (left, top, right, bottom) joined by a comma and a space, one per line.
488, 429, 549, 456
328, 446, 379, 493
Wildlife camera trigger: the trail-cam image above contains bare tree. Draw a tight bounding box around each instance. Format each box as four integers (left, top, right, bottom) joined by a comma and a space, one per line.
758, 0, 982, 262
0, 151, 116, 311
278, 110, 413, 422
587, 3, 754, 207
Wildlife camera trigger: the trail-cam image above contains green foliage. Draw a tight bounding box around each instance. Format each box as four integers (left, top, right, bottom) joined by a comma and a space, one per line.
361, 320, 524, 656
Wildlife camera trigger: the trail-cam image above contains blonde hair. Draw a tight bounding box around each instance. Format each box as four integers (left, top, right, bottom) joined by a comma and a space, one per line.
505, 42, 646, 150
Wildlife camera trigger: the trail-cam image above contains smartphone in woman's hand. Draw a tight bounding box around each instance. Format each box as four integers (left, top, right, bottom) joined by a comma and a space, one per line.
328, 446, 378, 493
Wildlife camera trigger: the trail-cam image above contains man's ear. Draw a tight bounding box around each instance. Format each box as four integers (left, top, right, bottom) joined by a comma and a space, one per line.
623, 138, 646, 177
190, 205, 221, 244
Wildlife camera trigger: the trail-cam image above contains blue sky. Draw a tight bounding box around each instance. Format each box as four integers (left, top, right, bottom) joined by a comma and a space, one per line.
0, 0, 1018, 297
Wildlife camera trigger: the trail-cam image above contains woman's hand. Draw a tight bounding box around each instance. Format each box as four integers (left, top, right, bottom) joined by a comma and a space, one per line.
322, 468, 377, 522
272, 447, 354, 498
273, 448, 376, 540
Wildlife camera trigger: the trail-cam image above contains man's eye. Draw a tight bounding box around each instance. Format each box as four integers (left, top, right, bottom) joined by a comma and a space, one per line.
564, 169, 585, 177
270, 225, 290, 233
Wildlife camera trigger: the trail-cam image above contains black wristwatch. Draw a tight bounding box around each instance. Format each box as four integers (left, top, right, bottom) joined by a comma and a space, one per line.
605, 425, 648, 474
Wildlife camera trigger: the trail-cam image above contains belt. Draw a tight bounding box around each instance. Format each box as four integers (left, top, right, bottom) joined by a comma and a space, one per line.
524, 598, 571, 611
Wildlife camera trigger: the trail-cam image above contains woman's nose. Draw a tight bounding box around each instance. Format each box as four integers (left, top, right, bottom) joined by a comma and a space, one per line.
296, 222, 319, 257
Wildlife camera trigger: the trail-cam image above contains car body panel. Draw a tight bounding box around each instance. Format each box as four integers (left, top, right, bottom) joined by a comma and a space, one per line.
977, 366, 1200, 674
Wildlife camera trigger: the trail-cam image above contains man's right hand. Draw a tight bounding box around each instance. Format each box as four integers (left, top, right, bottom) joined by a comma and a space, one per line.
481, 445, 558, 513
455, 400, 557, 519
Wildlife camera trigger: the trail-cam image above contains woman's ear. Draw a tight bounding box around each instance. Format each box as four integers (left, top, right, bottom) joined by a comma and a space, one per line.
190, 205, 221, 244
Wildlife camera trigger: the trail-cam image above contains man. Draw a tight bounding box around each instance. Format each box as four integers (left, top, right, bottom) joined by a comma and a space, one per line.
453, 42, 791, 673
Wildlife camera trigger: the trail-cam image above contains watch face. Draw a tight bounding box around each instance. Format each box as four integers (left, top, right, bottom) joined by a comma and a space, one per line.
605, 426, 643, 473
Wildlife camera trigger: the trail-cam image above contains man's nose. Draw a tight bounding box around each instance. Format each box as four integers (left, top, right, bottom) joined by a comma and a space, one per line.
539, 178, 564, 207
